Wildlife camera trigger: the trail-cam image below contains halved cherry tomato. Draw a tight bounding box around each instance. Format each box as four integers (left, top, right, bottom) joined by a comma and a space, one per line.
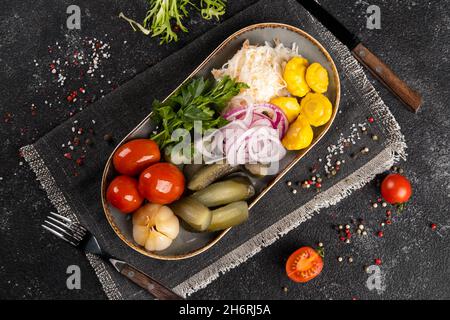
113, 139, 160, 176
286, 246, 323, 283
381, 173, 412, 204
106, 175, 143, 214
138, 163, 185, 205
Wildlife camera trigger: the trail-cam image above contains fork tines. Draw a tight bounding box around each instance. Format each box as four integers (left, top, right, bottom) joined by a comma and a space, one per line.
42, 211, 87, 247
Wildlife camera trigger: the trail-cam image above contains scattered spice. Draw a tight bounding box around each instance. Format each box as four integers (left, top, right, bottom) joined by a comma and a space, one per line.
76, 157, 84, 166
430, 223, 437, 231
64, 152, 72, 160
103, 133, 113, 142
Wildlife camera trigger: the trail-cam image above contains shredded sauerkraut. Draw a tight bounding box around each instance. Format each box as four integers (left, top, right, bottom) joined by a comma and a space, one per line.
212, 40, 301, 109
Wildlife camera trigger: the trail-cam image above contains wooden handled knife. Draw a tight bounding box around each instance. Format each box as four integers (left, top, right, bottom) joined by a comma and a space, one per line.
297, 0, 422, 112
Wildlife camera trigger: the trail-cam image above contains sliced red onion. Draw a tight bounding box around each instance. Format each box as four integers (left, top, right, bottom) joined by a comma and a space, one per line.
223, 104, 288, 139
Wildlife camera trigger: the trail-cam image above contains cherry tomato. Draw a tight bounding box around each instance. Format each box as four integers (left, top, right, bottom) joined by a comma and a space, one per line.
106, 176, 143, 214
286, 246, 323, 283
113, 139, 160, 176
138, 163, 185, 205
381, 173, 412, 204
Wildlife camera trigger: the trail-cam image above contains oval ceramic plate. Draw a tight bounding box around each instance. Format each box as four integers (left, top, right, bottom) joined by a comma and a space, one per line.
101, 23, 340, 260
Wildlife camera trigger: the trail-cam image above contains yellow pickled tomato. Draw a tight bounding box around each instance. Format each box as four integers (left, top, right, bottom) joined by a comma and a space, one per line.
306, 63, 329, 93
270, 97, 301, 123
300, 93, 333, 127
283, 57, 311, 98
282, 115, 314, 150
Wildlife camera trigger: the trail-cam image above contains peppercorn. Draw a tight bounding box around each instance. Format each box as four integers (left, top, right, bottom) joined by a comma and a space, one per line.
377, 231, 384, 238
431, 223, 437, 231
375, 258, 382, 265
103, 133, 113, 142
76, 158, 84, 166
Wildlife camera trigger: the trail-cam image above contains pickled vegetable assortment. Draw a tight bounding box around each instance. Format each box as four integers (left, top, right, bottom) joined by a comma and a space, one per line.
105, 38, 335, 254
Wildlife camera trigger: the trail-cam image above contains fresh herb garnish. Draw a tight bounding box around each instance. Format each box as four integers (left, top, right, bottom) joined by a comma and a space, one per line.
119, 0, 228, 44
151, 76, 248, 149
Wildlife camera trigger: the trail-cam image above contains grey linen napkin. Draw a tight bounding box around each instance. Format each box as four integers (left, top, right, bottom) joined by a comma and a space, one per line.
21, 0, 406, 299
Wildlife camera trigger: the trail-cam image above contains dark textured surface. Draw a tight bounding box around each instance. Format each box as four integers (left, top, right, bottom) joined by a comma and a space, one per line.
0, 0, 449, 300
24, 0, 396, 299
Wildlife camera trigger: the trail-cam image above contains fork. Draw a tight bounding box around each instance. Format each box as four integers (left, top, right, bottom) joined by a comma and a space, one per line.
42, 211, 183, 300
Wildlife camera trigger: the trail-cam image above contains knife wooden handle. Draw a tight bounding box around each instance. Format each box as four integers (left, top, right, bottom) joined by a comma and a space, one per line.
120, 263, 183, 300
352, 43, 422, 112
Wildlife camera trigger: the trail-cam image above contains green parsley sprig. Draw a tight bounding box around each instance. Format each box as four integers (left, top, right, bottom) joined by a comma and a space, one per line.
150, 76, 247, 149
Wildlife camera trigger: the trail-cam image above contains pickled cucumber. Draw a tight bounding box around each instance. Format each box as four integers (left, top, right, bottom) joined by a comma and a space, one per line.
187, 164, 239, 191
170, 197, 212, 232
192, 178, 255, 207
207, 201, 249, 232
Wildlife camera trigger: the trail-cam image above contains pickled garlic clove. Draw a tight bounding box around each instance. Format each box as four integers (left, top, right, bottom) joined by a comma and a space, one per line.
132, 203, 162, 226
132, 225, 150, 246
132, 203, 179, 252
156, 214, 179, 240
145, 230, 173, 251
